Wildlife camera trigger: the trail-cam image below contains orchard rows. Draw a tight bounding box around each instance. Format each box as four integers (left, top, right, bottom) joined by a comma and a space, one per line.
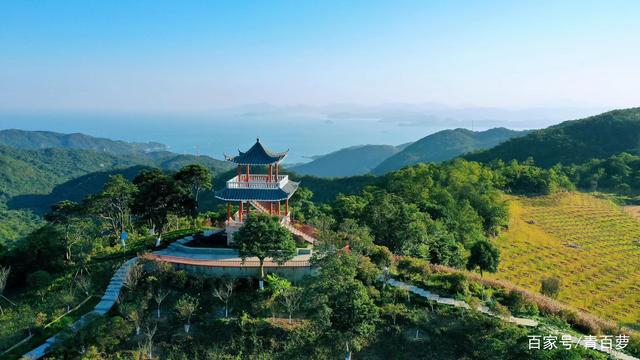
493, 193, 640, 324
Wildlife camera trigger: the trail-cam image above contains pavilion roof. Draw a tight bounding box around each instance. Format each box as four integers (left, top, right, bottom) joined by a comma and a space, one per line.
224, 139, 288, 165
214, 180, 299, 201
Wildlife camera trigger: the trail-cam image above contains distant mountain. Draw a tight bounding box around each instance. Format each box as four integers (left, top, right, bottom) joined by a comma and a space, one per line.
0, 129, 166, 156
144, 151, 233, 173
0, 129, 234, 175
289, 145, 400, 177
465, 108, 640, 167
372, 128, 530, 174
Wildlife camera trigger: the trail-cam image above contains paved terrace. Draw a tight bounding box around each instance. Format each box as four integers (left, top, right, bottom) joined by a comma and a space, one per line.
143, 234, 312, 268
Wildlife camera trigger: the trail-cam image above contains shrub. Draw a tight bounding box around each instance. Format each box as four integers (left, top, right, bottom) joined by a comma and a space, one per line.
171, 270, 188, 289
429, 273, 469, 298
369, 245, 393, 267
500, 290, 539, 317
488, 301, 511, 317
396, 257, 431, 279
540, 277, 561, 298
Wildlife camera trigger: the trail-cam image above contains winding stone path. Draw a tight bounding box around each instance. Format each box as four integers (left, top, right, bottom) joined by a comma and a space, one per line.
384, 277, 638, 360
22, 257, 138, 360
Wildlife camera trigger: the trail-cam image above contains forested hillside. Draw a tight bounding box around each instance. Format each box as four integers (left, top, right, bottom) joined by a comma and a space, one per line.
289, 145, 399, 177
0, 129, 166, 156
372, 128, 529, 174
466, 108, 640, 167
0, 145, 141, 200
0, 137, 232, 247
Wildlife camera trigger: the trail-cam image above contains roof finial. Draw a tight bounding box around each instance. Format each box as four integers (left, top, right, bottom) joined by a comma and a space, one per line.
256, 137, 260, 142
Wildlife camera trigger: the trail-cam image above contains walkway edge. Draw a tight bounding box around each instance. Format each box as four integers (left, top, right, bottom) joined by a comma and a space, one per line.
383, 277, 638, 360
22, 257, 138, 360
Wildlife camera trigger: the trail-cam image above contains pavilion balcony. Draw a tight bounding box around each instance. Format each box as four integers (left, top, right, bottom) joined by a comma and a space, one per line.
225, 174, 289, 190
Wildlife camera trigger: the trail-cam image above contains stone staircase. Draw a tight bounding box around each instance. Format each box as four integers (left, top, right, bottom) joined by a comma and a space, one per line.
22, 257, 139, 359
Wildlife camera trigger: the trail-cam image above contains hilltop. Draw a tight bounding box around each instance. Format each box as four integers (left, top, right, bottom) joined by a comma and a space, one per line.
465, 108, 640, 167
289, 145, 400, 177
372, 127, 529, 174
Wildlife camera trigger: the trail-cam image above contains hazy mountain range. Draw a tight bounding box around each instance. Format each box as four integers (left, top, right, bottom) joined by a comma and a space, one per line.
290, 128, 530, 177
2, 107, 640, 245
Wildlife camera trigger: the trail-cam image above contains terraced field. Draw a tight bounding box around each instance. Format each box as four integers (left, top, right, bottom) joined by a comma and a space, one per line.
493, 192, 640, 325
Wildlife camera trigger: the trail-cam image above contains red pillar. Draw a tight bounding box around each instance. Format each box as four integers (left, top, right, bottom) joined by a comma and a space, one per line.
275, 163, 279, 179
277, 201, 281, 215
246, 165, 250, 182
285, 198, 289, 216
237, 165, 241, 181
269, 164, 273, 182
227, 202, 231, 222
269, 202, 273, 215
239, 201, 243, 222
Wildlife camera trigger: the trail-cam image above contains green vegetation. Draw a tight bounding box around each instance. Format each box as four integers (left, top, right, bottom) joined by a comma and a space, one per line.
24, 249, 618, 359
394, 256, 640, 358
0, 132, 231, 249
373, 127, 529, 174
290, 144, 400, 177
466, 108, 640, 168
234, 213, 297, 284
0, 129, 166, 156
466, 239, 500, 277
3, 117, 640, 358
560, 152, 640, 196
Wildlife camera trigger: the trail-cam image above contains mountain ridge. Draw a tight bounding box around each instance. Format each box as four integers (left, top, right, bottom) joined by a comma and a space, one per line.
372, 127, 530, 174
464, 108, 640, 167
289, 144, 400, 177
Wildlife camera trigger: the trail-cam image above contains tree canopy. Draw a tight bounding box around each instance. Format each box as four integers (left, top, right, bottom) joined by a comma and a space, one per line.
234, 213, 297, 281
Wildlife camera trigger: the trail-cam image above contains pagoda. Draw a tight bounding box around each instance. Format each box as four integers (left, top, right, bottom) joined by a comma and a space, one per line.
215, 138, 299, 243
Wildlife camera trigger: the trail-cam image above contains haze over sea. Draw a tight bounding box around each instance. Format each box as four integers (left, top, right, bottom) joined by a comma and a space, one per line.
0, 106, 607, 164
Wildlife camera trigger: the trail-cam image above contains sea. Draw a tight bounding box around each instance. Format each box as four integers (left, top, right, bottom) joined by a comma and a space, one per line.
0, 109, 590, 164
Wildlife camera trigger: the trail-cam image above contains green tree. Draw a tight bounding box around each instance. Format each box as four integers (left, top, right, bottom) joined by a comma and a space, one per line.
234, 213, 297, 288
466, 240, 500, 277
175, 164, 212, 225
0, 265, 14, 314
332, 194, 368, 224
45, 200, 90, 262
316, 219, 374, 255
309, 252, 379, 358
175, 294, 199, 333
132, 169, 194, 244
27, 270, 52, 300
86, 174, 137, 243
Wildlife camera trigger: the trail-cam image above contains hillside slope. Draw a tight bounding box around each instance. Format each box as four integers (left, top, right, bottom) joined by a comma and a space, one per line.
0, 145, 141, 200
7, 166, 151, 215
0, 129, 166, 156
493, 192, 640, 324
372, 128, 528, 174
466, 108, 640, 167
289, 145, 399, 177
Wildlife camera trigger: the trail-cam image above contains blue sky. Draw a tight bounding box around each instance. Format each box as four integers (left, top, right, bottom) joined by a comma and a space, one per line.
1, 0, 639, 113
